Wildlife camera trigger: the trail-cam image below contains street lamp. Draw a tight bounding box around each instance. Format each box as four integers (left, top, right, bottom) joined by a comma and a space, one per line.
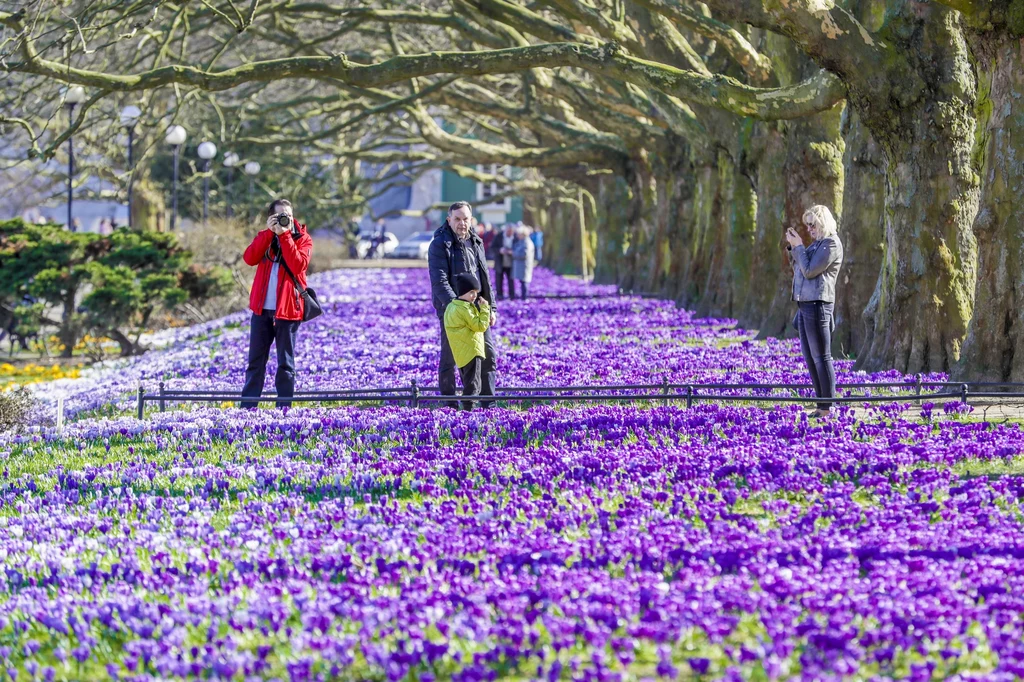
243, 161, 261, 216
164, 125, 187, 231
197, 141, 217, 225
63, 86, 86, 231
120, 105, 142, 229
223, 152, 239, 218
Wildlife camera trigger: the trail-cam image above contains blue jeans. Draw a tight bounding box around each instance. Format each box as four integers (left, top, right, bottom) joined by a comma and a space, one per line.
241, 310, 300, 409
797, 301, 835, 410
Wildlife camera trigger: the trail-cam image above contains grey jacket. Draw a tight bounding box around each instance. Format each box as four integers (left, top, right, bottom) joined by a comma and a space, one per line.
790, 236, 843, 303
512, 237, 535, 283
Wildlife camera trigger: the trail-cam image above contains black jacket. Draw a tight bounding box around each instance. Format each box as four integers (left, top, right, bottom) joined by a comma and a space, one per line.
428, 221, 495, 315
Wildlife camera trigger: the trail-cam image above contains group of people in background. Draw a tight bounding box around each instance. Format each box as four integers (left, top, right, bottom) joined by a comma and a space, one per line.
482, 221, 542, 300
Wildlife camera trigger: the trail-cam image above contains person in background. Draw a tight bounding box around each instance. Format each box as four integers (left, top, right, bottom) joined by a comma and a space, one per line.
443, 272, 492, 411
530, 226, 544, 265
481, 222, 496, 254
366, 218, 387, 259
240, 198, 314, 410
70, 218, 81, 232
493, 223, 516, 300
512, 225, 535, 299
346, 219, 361, 259
785, 204, 844, 419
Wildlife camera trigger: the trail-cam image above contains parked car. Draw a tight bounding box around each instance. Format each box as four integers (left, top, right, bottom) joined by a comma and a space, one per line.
390, 231, 434, 259
357, 231, 399, 259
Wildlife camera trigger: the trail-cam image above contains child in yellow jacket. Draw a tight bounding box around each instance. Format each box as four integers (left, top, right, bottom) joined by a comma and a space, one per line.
443, 273, 492, 410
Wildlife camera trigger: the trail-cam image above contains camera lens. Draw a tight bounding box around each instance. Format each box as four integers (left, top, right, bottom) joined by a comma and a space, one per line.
276, 214, 291, 227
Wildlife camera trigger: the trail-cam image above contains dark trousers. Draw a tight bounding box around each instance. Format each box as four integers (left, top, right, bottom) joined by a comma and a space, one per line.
438, 315, 496, 409
241, 310, 300, 409
494, 264, 515, 300
517, 280, 529, 300
458, 357, 483, 411
797, 301, 836, 410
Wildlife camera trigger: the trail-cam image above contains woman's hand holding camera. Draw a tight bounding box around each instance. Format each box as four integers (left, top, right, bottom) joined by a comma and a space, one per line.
785, 227, 803, 248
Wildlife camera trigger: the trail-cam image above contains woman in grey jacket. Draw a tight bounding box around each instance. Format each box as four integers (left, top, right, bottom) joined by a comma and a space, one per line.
512, 226, 535, 299
785, 205, 844, 418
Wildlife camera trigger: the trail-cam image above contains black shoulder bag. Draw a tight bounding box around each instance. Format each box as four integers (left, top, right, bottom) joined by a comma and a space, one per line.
276, 245, 323, 322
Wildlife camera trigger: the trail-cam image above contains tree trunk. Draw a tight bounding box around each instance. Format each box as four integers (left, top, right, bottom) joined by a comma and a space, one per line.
738, 122, 787, 332
694, 151, 756, 318
834, 108, 885, 358
108, 328, 142, 357
739, 35, 845, 338
855, 4, 980, 374
523, 199, 582, 275
676, 161, 720, 309
955, 34, 1024, 381
752, 108, 845, 339
591, 175, 632, 286
58, 290, 78, 359
131, 175, 166, 232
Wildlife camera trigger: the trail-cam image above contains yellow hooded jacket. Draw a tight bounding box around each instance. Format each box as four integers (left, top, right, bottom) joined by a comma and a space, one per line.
443, 299, 491, 368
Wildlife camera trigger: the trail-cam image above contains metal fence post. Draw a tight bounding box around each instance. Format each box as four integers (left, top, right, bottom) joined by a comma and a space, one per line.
961, 383, 969, 406
411, 379, 420, 409
686, 385, 694, 409
915, 373, 923, 405
159, 381, 166, 412
136, 385, 145, 420
661, 378, 669, 407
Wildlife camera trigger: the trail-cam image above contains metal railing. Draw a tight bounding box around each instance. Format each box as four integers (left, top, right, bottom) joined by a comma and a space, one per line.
129, 376, 1024, 419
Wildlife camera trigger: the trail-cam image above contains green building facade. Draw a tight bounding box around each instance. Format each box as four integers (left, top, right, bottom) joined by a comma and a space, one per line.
440, 166, 524, 226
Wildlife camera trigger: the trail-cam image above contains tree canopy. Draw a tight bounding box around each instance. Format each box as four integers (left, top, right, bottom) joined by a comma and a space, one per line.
3, 0, 1024, 379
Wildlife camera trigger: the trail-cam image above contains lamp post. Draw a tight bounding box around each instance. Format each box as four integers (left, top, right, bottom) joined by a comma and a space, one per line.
164, 125, 187, 231
197, 141, 217, 225
223, 152, 239, 218
120, 105, 141, 229
243, 161, 261, 217
64, 86, 86, 230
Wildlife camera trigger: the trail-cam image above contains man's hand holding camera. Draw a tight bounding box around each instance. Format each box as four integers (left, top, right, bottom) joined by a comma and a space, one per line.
267, 212, 293, 236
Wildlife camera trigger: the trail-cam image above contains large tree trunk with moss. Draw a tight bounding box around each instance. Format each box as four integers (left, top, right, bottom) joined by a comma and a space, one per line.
738, 33, 845, 338
522, 199, 584, 275
675, 160, 720, 308
854, 5, 980, 374
750, 108, 845, 339
955, 33, 1024, 381
738, 122, 787, 332
618, 146, 703, 300
692, 152, 756, 318
834, 108, 885, 359
591, 175, 632, 286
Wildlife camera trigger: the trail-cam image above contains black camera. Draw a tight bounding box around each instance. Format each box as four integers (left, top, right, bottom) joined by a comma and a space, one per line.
274, 213, 291, 228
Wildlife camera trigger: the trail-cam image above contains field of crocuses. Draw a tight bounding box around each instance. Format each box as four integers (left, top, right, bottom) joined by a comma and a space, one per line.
4, 268, 1024, 681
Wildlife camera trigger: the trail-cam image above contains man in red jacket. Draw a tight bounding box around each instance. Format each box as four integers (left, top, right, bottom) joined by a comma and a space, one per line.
240, 198, 313, 409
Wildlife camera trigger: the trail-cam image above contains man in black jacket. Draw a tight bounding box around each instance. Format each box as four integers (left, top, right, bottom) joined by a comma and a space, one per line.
428, 201, 498, 407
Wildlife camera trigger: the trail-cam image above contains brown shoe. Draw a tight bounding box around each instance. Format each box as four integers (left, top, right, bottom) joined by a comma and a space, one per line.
811, 408, 831, 418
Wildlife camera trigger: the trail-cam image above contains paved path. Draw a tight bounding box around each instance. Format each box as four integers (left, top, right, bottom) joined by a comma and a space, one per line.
844, 397, 1024, 423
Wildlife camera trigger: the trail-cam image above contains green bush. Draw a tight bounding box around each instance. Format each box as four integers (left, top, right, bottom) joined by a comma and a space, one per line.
0, 218, 233, 357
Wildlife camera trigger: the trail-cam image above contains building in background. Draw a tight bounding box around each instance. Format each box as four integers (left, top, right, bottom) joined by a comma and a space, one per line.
440, 164, 523, 228
360, 162, 523, 241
